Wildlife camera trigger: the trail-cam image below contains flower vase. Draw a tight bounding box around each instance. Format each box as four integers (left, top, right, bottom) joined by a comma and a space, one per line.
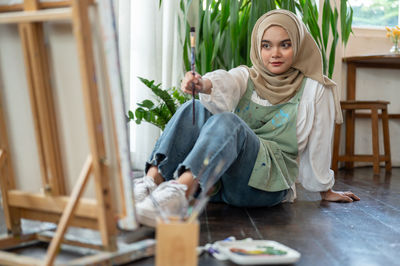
390, 43, 400, 54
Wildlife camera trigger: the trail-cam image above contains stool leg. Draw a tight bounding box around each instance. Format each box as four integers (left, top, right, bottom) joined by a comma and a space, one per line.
381, 108, 392, 172
345, 109, 355, 169
371, 108, 380, 175
331, 123, 341, 173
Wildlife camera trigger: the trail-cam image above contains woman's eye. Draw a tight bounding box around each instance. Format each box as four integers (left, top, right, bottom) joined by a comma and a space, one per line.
262, 43, 270, 49
282, 42, 292, 48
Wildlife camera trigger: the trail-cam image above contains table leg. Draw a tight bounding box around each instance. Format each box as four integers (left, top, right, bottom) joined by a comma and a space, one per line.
345, 63, 356, 169
371, 108, 380, 175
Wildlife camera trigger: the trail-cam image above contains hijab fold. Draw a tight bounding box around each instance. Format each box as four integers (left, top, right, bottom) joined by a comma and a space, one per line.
245, 9, 343, 124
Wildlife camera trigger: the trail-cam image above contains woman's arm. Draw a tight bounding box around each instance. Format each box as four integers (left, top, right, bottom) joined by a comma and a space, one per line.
181, 71, 212, 95
298, 81, 360, 203
297, 81, 336, 192
181, 67, 248, 114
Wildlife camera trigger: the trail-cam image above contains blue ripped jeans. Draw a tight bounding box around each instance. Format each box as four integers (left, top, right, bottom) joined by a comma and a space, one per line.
146, 100, 287, 207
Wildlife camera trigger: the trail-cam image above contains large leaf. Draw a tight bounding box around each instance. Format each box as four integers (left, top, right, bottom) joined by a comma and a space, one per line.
134, 108, 145, 124
229, 0, 240, 67
219, 0, 230, 34
328, 36, 338, 78
137, 99, 155, 109
182, 22, 191, 71
321, 0, 331, 49
341, 0, 353, 46
278, 0, 296, 12
247, 0, 276, 65
211, 32, 221, 64
128, 110, 134, 120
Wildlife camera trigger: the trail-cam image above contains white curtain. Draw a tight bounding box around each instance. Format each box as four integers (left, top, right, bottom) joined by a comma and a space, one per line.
118, 0, 184, 170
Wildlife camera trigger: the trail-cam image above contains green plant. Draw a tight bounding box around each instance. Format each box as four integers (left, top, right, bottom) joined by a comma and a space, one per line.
181, 0, 353, 78
297, 0, 353, 78
128, 77, 191, 130
130, 0, 353, 129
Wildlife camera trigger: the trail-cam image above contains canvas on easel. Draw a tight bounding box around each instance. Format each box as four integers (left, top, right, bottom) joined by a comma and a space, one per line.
0, 0, 152, 265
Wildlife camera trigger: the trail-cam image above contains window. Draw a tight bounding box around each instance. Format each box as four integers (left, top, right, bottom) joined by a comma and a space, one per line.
349, 0, 399, 27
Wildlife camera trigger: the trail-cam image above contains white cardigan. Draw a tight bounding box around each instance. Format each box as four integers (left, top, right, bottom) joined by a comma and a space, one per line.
200, 66, 335, 200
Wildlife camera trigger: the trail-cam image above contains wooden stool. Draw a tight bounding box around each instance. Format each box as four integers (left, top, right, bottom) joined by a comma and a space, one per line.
332, 100, 392, 175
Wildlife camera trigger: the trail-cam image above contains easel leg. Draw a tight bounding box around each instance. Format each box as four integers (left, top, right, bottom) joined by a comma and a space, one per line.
44, 156, 92, 266
0, 149, 5, 167
0, 90, 21, 234
71, 0, 118, 250
0, 152, 21, 235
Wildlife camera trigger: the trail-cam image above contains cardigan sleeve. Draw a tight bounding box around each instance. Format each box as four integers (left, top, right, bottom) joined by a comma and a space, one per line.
199, 66, 248, 113
296, 80, 335, 192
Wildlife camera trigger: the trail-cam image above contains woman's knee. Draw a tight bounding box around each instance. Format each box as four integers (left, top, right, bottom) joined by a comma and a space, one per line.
170, 100, 208, 124
179, 99, 206, 112
205, 113, 252, 142
208, 112, 242, 128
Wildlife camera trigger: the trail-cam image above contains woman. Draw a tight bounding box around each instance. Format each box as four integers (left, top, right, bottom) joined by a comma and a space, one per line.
134, 9, 360, 227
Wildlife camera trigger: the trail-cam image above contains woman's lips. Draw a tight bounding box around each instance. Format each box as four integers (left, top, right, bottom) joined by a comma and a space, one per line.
271, 62, 283, 66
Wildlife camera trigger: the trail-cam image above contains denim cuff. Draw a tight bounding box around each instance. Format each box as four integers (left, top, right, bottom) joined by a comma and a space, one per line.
145, 153, 167, 180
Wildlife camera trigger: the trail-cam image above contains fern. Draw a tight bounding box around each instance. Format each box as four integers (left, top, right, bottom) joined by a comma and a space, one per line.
128, 77, 191, 130
138, 77, 176, 115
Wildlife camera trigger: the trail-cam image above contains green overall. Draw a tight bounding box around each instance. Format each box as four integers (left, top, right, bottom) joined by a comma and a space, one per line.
234, 78, 306, 192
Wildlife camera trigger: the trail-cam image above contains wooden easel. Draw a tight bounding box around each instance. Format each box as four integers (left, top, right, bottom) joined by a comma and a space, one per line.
0, 1, 153, 265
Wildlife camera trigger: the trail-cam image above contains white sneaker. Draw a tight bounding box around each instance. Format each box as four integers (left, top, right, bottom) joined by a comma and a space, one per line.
133, 176, 157, 203
136, 180, 188, 227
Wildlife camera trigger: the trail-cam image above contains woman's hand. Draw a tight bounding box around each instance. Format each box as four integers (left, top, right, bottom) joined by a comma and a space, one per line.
320, 189, 360, 203
181, 71, 212, 95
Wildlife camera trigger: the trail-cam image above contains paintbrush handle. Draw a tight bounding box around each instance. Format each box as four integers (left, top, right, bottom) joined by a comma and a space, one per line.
191, 47, 196, 124
190, 28, 196, 125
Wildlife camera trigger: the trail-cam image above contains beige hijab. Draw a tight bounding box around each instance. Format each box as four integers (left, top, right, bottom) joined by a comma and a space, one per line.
246, 9, 343, 124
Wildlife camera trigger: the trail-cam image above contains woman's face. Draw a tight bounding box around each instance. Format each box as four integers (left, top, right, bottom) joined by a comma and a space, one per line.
260, 25, 294, 74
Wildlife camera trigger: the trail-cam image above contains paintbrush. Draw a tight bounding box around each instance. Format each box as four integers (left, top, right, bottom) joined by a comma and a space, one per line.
186, 159, 226, 223
186, 195, 209, 224
190, 27, 196, 125
179, 156, 210, 221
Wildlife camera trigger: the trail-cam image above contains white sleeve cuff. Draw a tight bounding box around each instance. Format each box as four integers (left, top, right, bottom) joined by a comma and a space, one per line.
199, 67, 248, 113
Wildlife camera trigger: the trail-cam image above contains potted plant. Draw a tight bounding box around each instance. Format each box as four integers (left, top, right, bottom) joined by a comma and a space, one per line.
128, 77, 191, 130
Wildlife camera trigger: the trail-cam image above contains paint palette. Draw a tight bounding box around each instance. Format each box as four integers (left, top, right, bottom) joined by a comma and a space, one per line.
214, 239, 301, 265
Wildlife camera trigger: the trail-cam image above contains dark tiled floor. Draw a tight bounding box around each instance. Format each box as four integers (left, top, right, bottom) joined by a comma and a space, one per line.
1, 167, 400, 265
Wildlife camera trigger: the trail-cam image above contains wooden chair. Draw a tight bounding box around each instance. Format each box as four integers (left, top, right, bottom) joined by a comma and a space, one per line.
331, 100, 392, 175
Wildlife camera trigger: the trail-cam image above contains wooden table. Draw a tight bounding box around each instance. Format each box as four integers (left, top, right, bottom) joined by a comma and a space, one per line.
342, 54, 400, 168
344, 54, 400, 102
